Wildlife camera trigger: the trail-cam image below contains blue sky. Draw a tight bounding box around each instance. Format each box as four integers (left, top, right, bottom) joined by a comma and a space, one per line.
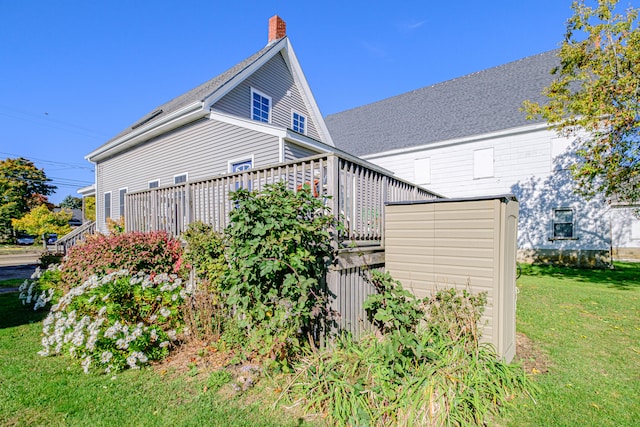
0, 0, 575, 204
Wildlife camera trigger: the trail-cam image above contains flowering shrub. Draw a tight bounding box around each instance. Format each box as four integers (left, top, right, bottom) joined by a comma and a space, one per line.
61, 231, 184, 285
39, 270, 193, 373
18, 266, 63, 311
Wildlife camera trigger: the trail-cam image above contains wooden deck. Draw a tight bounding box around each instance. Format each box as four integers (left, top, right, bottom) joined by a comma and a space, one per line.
125, 153, 439, 335
125, 153, 438, 244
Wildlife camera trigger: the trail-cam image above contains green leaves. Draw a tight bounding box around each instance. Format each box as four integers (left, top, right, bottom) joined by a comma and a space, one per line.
221, 182, 337, 365
524, 0, 640, 204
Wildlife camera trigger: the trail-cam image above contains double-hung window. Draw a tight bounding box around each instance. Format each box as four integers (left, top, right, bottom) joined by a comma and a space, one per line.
552, 208, 575, 239
292, 111, 306, 134
251, 88, 271, 123
119, 188, 127, 217
104, 192, 111, 220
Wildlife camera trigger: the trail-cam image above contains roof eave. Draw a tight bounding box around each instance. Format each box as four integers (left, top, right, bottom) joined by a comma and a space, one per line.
86, 101, 206, 162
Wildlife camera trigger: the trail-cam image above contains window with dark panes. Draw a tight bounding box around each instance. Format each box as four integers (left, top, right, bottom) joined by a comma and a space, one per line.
553, 208, 574, 239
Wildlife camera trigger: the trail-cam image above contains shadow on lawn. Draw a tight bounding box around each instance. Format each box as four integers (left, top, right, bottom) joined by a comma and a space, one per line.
0, 292, 47, 329
520, 262, 640, 290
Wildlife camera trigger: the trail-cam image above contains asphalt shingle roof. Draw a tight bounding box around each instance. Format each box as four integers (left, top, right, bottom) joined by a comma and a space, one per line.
325, 50, 560, 156
103, 40, 284, 145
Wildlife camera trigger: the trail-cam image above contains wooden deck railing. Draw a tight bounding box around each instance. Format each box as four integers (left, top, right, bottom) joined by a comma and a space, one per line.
55, 220, 96, 254
125, 153, 439, 243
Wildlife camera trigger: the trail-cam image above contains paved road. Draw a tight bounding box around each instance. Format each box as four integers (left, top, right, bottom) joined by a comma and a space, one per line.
0, 252, 40, 285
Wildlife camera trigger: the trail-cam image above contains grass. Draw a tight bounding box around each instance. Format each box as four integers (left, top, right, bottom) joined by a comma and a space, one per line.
0, 293, 315, 427
499, 262, 640, 426
2, 262, 638, 426
0, 278, 25, 288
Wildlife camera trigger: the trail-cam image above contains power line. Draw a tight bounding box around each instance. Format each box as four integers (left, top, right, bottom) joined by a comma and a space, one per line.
0, 105, 109, 140
0, 151, 94, 172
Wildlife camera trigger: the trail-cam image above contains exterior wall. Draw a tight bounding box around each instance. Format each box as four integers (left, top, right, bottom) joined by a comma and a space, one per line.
611, 208, 640, 260
213, 52, 322, 141
365, 127, 613, 266
283, 141, 320, 161
384, 198, 518, 362
95, 118, 279, 232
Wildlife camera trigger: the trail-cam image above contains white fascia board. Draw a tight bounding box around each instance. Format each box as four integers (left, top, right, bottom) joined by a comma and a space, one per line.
86, 101, 206, 162
281, 39, 335, 147
210, 110, 287, 137
363, 122, 551, 160
77, 184, 96, 197
202, 38, 288, 109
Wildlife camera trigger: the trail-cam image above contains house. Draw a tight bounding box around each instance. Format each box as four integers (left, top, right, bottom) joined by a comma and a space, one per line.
325, 50, 640, 265
85, 16, 337, 234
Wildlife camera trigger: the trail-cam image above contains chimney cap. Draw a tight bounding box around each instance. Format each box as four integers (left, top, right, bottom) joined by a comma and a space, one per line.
268, 15, 286, 44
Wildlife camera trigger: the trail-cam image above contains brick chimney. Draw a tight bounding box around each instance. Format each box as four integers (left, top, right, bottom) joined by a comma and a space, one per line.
268, 15, 286, 44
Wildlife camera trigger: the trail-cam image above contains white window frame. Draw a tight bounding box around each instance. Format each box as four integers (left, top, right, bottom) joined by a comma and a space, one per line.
251, 87, 271, 123
173, 173, 188, 184
473, 147, 494, 179
118, 187, 128, 218
550, 207, 577, 240
148, 179, 160, 189
104, 191, 112, 221
291, 110, 307, 135
228, 155, 255, 173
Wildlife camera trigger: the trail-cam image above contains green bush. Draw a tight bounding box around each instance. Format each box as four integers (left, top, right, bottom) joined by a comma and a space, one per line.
222, 182, 337, 366
39, 270, 192, 373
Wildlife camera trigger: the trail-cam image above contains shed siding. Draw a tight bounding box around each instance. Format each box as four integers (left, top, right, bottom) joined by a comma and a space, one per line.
95, 118, 279, 231
385, 198, 518, 362
213, 52, 322, 141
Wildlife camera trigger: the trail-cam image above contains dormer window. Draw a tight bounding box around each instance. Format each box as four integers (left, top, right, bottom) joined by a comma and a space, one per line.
292, 111, 306, 134
251, 88, 271, 123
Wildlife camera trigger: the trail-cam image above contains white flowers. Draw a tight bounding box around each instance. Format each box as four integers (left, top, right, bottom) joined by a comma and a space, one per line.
36, 269, 189, 374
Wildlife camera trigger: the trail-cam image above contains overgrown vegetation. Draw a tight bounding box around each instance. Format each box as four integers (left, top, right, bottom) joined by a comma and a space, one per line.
283, 271, 531, 426
221, 183, 336, 366
16, 182, 536, 425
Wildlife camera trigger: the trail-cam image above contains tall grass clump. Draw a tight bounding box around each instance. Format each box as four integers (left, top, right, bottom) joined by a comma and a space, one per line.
283, 271, 532, 426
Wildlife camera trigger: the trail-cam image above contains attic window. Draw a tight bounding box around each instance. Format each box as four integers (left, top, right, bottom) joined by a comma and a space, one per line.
131, 109, 163, 130
292, 111, 306, 134
251, 88, 271, 123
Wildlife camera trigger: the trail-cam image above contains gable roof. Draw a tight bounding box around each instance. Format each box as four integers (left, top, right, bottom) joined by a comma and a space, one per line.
325, 50, 560, 157
87, 36, 333, 162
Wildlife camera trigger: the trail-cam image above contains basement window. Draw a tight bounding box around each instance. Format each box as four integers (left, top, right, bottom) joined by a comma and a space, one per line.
174, 173, 188, 184
551, 208, 576, 240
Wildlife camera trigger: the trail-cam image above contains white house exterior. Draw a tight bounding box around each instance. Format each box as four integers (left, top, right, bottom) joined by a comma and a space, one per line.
326, 51, 640, 265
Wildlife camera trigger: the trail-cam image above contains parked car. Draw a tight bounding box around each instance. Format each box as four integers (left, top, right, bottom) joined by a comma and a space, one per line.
46, 234, 58, 245
16, 235, 35, 245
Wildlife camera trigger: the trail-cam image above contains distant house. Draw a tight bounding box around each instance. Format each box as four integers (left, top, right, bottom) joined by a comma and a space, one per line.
326, 51, 640, 265
85, 16, 336, 234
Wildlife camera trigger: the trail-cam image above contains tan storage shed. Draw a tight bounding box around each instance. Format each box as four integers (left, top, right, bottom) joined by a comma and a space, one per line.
385, 195, 519, 362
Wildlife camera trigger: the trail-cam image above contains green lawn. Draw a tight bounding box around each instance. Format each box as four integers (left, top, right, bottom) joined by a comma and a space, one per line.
0, 292, 313, 427
2, 263, 639, 426
500, 262, 640, 426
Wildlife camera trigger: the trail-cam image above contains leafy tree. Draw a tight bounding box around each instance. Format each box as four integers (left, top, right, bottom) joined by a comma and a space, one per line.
524, 0, 640, 205
84, 196, 96, 221
59, 195, 82, 210
12, 205, 71, 248
0, 157, 56, 239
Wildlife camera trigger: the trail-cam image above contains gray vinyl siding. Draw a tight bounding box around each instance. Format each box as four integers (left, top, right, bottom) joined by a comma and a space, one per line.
213, 52, 322, 141
283, 141, 321, 161
95, 118, 279, 232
